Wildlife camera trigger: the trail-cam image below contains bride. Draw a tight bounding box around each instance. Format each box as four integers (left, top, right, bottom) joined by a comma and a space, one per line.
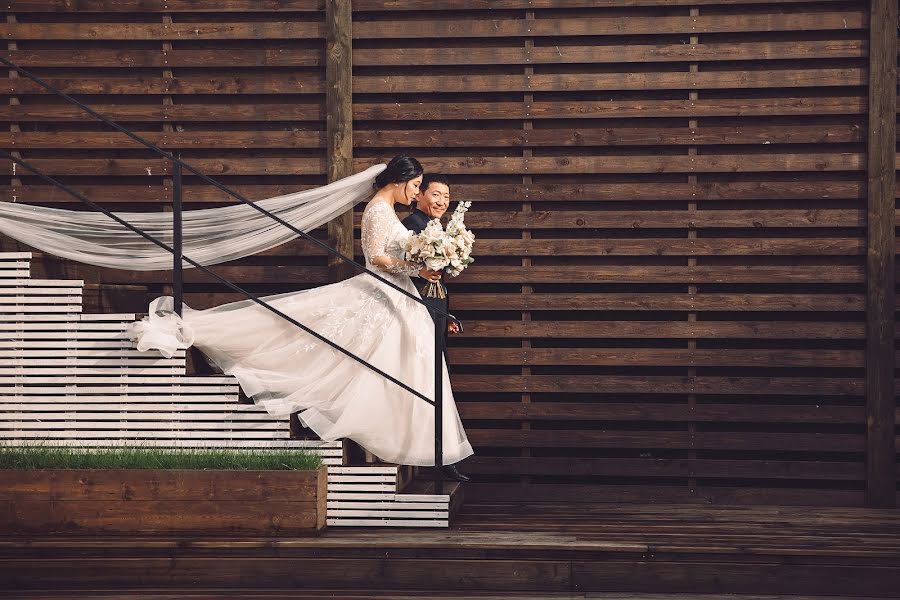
130, 155, 474, 471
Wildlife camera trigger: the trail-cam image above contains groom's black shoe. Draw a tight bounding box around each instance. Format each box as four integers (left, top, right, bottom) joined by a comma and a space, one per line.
441, 464, 471, 483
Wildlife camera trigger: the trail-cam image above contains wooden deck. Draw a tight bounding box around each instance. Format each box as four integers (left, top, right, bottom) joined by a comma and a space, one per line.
1, 503, 897, 598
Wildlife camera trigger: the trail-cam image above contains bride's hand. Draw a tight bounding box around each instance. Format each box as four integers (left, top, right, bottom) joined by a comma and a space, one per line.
419, 268, 442, 282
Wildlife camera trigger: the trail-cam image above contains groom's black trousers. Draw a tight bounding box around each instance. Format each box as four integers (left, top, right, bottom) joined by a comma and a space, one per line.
412, 277, 450, 363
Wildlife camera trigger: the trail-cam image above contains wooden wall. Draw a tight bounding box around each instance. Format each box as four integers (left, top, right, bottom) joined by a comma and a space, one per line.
0, 0, 896, 506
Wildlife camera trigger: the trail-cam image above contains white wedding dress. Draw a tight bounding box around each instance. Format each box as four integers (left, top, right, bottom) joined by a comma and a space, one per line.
129, 200, 473, 467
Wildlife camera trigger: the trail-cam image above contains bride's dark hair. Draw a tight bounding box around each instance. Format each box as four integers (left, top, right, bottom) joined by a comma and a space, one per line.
374, 155, 423, 190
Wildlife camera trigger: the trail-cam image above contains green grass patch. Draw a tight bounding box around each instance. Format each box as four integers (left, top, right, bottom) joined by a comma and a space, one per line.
0, 445, 322, 471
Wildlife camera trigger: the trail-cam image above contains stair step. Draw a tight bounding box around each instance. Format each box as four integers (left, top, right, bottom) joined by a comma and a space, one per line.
0, 278, 83, 287
16, 591, 835, 599
325, 466, 459, 528
0, 252, 33, 260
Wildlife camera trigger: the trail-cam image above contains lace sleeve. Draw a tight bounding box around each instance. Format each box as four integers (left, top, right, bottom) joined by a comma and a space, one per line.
362, 202, 421, 275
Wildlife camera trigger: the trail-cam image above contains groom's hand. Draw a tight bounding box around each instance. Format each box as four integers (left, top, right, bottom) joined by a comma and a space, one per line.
448, 320, 462, 335
419, 268, 442, 282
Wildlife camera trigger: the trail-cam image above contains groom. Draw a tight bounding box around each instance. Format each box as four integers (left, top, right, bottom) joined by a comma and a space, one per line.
402, 173, 469, 483
402, 173, 463, 339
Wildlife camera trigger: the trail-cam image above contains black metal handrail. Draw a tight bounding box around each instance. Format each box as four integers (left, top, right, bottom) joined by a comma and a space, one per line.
1, 56, 450, 492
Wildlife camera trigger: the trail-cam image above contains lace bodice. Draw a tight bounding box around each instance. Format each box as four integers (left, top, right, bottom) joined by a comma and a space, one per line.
361, 201, 420, 276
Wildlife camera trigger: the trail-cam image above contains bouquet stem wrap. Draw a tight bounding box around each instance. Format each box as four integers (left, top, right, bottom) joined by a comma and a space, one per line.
420, 280, 447, 299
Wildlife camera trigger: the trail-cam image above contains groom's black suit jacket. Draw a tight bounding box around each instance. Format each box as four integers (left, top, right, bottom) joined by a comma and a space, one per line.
401, 206, 450, 329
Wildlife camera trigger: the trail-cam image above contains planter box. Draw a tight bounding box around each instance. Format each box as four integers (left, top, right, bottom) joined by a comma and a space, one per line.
0, 466, 327, 536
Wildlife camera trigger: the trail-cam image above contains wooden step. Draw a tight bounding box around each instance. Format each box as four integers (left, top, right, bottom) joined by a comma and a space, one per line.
403, 477, 466, 523
1, 523, 897, 597
326, 466, 455, 528
1, 592, 885, 600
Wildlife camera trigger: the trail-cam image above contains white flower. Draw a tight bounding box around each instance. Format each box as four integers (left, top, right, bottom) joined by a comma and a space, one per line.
405, 201, 476, 278
425, 257, 448, 271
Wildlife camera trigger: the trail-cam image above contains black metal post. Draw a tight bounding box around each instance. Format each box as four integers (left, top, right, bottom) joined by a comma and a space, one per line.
172, 156, 183, 317
433, 308, 444, 495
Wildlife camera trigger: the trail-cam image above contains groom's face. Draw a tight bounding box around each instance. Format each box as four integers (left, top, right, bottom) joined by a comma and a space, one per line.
416, 182, 450, 219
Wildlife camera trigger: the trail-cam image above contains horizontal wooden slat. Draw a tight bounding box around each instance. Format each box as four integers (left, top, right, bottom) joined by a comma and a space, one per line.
453, 265, 865, 284
10, 0, 324, 10
465, 429, 864, 451
0, 368, 186, 376
326, 518, 447, 527
0, 296, 83, 303
0, 103, 325, 122
2, 48, 324, 68
461, 321, 865, 339
473, 239, 866, 256
354, 41, 869, 65
0, 349, 181, 357
0, 279, 83, 287
0, 341, 136, 348
2, 124, 871, 149
353, 0, 854, 8
356, 125, 870, 147
452, 375, 862, 395
0, 97, 866, 121
0, 439, 339, 452
3, 69, 867, 95
452, 293, 865, 312
0, 22, 325, 40
0, 430, 291, 438
1, 357, 182, 365
352, 69, 867, 94
459, 210, 868, 229
0, 305, 81, 313
447, 348, 863, 368
0, 421, 285, 430
0, 387, 237, 395
352, 13, 867, 38
10, 0, 851, 10
457, 402, 864, 424
0, 14, 865, 41
0, 375, 236, 384
463, 456, 864, 480
6, 75, 325, 95
3, 154, 871, 176
3, 403, 268, 411
0, 131, 326, 149
7, 181, 882, 204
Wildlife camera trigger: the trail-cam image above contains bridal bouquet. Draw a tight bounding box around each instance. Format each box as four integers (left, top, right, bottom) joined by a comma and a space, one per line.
404, 201, 476, 299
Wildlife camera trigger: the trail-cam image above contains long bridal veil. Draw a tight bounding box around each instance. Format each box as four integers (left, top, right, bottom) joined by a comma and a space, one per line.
0, 163, 386, 270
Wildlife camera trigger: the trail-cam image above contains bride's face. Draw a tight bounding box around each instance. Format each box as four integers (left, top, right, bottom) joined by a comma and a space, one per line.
392, 176, 422, 206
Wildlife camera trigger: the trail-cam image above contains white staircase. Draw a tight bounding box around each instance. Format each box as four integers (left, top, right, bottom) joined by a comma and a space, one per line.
327, 465, 455, 527
0, 252, 456, 528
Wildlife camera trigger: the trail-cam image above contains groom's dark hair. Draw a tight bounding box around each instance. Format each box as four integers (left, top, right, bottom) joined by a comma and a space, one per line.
420, 173, 450, 193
